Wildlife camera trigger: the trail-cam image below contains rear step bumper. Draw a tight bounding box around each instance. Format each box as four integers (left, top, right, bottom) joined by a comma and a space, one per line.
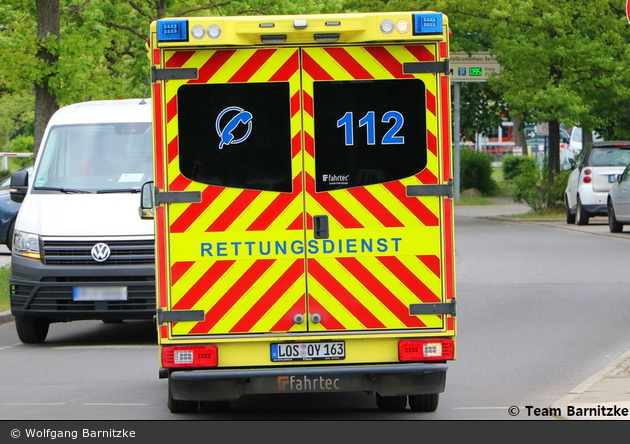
169, 363, 447, 401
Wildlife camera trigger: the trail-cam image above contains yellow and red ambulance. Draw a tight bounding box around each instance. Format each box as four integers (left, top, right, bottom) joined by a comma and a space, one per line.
143, 11, 456, 413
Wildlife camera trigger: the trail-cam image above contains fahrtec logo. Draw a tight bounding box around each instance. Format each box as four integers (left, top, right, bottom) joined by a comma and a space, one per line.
322, 174, 349, 183
277, 375, 340, 391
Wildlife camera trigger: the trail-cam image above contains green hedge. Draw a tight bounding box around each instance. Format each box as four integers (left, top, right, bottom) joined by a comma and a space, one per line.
460, 148, 498, 195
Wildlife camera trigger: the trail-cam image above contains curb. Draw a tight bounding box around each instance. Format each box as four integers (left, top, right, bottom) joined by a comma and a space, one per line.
0, 310, 14, 325
551, 348, 630, 420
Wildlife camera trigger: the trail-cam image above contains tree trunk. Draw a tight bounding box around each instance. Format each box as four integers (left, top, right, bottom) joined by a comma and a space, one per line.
512, 115, 527, 157
33, 0, 60, 160
547, 119, 560, 182
157, 0, 166, 19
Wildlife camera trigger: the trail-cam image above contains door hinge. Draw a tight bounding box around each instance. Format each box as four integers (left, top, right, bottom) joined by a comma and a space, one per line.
151, 65, 198, 82
409, 299, 456, 316
155, 189, 202, 205
403, 59, 450, 75
156, 308, 205, 325
407, 180, 453, 198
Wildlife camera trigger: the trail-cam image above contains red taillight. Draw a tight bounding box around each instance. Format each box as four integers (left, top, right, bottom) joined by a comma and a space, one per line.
162, 345, 218, 369
583, 176, 592, 183
398, 339, 454, 362
584, 168, 592, 175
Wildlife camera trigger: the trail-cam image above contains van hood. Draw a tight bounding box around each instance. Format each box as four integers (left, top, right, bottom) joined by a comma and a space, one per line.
16, 193, 153, 237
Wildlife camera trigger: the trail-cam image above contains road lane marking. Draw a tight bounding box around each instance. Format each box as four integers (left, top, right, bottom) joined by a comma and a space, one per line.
83, 403, 149, 406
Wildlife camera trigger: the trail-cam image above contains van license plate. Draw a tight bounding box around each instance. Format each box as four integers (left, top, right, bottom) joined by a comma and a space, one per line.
271, 342, 345, 362
73, 286, 128, 301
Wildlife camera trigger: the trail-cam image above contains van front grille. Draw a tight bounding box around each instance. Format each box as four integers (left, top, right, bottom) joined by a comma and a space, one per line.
41, 239, 155, 266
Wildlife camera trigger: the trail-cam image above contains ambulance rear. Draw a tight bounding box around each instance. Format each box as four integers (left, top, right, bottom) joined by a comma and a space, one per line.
143, 11, 456, 413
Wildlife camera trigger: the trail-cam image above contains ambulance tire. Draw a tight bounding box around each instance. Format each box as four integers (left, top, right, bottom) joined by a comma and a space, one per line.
408, 393, 439, 412
199, 400, 230, 413
168, 380, 199, 414
375, 393, 408, 412
15, 317, 50, 344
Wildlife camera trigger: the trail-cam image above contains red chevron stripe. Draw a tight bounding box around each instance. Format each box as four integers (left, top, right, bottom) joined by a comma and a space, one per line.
230, 259, 304, 332
229, 49, 276, 83
303, 91, 313, 117
381, 181, 439, 226
291, 91, 300, 117
247, 175, 301, 231
306, 174, 363, 229
166, 95, 177, 123
337, 257, 426, 328
308, 259, 385, 329
418, 167, 438, 185
304, 132, 314, 157
173, 260, 235, 310
302, 51, 333, 81
347, 187, 404, 227
427, 89, 436, 116
364, 46, 413, 79
441, 76, 451, 181
153, 84, 164, 190
417, 255, 441, 278
324, 47, 373, 79
307, 295, 345, 330
444, 199, 454, 300
169, 174, 192, 192
427, 129, 437, 157
170, 186, 224, 233
292, 133, 301, 157
377, 256, 441, 303
287, 214, 304, 230
189, 50, 236, 84
404, 45, 435, 62
271, 295, 306, 331
269, 50, 299, 82
167, 136, 178, 163
166, 50, 194, 68
189, 259, 275, 333
171, 261, 195, 286
206, 189, 261, 232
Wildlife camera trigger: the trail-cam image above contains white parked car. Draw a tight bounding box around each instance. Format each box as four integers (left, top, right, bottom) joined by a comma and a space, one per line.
607, 163, 630, 233
565, 141, 630, 225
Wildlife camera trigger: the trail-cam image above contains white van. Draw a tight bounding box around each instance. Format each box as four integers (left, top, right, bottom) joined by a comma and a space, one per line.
9, 99, 155, 343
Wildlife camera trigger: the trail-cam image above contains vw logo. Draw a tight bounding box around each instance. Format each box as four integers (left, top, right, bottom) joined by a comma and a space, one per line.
91, 243, 111, 262
215, 106, 253, 149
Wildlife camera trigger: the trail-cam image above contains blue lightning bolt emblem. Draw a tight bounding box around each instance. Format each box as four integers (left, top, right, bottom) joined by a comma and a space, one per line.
215, 106, 253, 149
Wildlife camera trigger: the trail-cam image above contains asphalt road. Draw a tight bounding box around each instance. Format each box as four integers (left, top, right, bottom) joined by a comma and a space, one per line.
1, 215, 630, 421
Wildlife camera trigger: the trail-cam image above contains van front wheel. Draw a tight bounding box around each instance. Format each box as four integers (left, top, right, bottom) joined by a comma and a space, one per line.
15, 317, 50, 343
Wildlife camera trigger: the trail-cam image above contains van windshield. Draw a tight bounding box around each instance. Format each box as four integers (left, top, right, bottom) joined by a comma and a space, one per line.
33, 123, 152, 193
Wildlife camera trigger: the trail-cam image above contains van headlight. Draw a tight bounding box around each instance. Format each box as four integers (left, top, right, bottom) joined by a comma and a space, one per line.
13, 230, 41, 259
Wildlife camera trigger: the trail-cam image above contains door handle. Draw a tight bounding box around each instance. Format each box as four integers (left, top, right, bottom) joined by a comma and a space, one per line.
313, 215, 329, 239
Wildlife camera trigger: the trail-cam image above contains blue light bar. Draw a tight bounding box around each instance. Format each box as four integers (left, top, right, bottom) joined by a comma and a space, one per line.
157, 20, 189, 42
412, 13, 443, 35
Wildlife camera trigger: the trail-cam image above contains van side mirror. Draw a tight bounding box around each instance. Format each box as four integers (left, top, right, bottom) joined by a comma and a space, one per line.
10, 170, 29, 203
139, 181, 154, 220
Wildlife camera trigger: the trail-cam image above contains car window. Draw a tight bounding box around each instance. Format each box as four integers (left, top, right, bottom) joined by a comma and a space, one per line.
588, 148, 630, 167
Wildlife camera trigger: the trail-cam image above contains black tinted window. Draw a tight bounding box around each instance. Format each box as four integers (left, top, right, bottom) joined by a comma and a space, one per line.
177, 82, 293, 193
313, 79, 427, 191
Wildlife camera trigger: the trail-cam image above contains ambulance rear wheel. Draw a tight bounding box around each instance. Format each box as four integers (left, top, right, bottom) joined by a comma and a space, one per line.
409, 393, 439, 412
167, 380, 198, 414
375, 393, 407, 412
199, 400, 230, 413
